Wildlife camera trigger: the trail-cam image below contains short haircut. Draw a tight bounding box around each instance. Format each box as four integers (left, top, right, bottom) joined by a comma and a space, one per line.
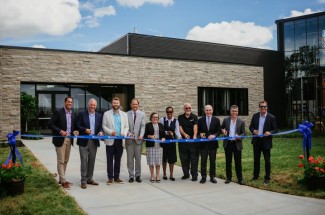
230, 105, 238, 110
88, 98, 97, 105
150, 112, 158, 121
166, 106, 173, 112
112, 97, 120, 102
130, 98, 139, 105
259, 100, 268, 106
65, 96, 73, 102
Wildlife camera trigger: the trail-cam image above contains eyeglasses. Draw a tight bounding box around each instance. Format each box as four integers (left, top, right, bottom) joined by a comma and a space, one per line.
259, 106, 267, 109
166, 111, 173, 113
185, 107, 191, 110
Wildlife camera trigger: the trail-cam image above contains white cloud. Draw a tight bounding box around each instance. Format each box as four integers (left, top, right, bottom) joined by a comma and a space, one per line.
0, 0, 81, 39
286, 8, 321, 18
318, 0, 325, 3
116, 0, 174, 8
32, 44, 46, 49
186, 21, 273, 49
94, 6, 116, 17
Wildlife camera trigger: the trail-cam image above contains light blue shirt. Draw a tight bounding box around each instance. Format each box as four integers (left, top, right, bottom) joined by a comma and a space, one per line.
113, 112, 121, 136
64, 107, 72, 134
258, 113, 267, 135
89, 113, 95, 135
229, 119, 237, 140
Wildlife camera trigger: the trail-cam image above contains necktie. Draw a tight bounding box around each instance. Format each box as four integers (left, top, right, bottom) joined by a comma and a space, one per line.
134, 111, 137, 125
207, 116, 211, 130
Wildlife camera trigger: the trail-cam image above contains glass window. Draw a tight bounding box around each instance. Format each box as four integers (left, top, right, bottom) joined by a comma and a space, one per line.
198, 87, 248, 116
319, 15, 325, 48
295, 19, 306, 50
306, 17, 318, 48
36, 84, 69, 91
20, 84, 35, 96
71, 86, 86, 114
284, 21, 295, 52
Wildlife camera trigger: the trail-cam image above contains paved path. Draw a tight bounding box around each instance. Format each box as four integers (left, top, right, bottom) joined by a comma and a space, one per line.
23, 138, 325, 215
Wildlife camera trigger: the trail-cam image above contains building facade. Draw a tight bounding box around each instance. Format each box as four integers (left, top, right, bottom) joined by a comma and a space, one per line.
0, 34, 284, 136
276, 11, 325, 129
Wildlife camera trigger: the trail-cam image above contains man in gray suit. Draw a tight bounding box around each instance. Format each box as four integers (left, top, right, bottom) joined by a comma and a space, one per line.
126, 98, 146, 183
221, 105, 246, 185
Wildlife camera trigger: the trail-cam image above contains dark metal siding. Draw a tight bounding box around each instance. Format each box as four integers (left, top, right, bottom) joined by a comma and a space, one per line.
100, 33, 286, 127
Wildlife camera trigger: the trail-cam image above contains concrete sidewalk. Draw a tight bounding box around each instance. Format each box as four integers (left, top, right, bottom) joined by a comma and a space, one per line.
23, 137, 325, 215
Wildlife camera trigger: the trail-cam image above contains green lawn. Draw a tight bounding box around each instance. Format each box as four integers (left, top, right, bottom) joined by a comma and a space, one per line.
0, 146, 86, 215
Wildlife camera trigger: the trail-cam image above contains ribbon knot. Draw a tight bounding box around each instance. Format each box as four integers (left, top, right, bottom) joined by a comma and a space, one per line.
298, 121, 313, 150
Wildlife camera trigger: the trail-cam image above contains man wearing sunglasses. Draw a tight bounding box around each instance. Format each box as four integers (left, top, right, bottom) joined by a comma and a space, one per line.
249, 100, 278, 185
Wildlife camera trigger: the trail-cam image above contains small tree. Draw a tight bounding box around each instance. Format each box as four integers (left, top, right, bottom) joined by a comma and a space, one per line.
20, 92, 37, 132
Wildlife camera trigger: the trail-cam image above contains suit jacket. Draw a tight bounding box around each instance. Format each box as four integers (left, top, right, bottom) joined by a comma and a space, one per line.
102, 109, 129, 146
221, 117, 246, 151
48, 107, 76, 147
76, 110, 103, 147
125, 110, 146, 145
249, 112, 278, 149
144, 122, 166, 147
198, 116, 221, 149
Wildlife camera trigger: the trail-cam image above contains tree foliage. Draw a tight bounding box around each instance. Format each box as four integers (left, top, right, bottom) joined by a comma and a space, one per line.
20, 92, 37, 132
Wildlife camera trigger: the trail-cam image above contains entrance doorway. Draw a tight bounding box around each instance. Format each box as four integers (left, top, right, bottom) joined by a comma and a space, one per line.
37, 92, 68, 134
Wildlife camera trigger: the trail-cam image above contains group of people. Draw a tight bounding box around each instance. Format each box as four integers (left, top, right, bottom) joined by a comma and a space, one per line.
48, 97, 278, 190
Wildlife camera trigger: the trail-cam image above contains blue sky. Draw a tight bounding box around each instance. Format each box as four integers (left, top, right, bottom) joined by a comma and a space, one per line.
0, 0, 324, 51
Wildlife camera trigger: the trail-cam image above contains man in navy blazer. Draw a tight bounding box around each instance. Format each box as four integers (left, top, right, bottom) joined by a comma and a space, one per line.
221, 105, 246, 185
198, 105, 221, 184
48, 96, 78, 189
76, 98, 103, 189
249, 100, 278, 185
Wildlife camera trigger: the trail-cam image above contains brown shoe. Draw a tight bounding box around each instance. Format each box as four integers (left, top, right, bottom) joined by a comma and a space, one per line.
114, 178, 124, 184
87, 180, 99, 185
59, 180, 73, 186
62, 182, 71, 189
81, 183, 87, 189
106, 179, 113, 185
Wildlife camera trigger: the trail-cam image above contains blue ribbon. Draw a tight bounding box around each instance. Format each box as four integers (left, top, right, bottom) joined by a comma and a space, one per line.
4, 131, 24, 166
298, 121, 313, 150
20, 127, 301, 144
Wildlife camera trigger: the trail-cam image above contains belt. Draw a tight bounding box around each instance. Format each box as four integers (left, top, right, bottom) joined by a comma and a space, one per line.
229, 140, 237, 143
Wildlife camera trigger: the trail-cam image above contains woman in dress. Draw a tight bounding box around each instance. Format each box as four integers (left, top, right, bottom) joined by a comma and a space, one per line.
144, 112, 166, 182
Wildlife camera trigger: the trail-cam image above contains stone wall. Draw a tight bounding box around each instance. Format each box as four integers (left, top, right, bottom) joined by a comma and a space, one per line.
0, 47, 264, 137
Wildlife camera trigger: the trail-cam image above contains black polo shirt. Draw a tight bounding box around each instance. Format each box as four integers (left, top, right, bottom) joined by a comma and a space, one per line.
178, 113, 198, 138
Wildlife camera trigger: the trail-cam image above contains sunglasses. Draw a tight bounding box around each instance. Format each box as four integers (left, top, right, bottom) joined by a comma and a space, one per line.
185, 107, 191, 110
259, 106, 267, 109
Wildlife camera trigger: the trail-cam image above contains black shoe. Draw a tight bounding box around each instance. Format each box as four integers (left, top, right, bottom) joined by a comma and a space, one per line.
200, 178, 206, 184
263, 179, 270, 185
238, 180, 245, 185
251, 177, 258, 181
191, 177, 197, 182
210, 177, 217, 184
181, 175, 190, 180
163, 176, 168, 180
129, 178, 134, 183
170, 177, 175, 181
136, 177, 142, 183
225, 179, 231, 184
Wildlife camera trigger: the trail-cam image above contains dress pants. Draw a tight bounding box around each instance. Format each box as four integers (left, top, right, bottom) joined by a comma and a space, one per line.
79, 140, 98, 183
55, 138, 71, 183
125, 140, 142, 179
253, 139, 271, 180
106, 139, 123, 179
178, 142, 199, 178
199, 142, 216, 178
225, 141, 242, 181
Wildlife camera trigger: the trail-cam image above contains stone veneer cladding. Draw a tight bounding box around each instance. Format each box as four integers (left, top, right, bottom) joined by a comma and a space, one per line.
0, 47, 264, 137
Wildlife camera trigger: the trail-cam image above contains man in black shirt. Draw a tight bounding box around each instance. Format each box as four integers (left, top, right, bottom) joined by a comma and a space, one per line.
178, 103, 199, 181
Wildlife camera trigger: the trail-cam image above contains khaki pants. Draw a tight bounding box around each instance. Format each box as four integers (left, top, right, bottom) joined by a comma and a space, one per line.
56, 138, 71, 183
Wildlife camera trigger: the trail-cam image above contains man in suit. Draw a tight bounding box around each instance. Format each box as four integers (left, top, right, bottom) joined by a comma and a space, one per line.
76, 98, 103, 189
221, 105, 246, 185
102, 97, 129, 185
198, 105, 221, 184
48, 96, 78, 189
249, 100, 278, 185
125, 98, 146, 183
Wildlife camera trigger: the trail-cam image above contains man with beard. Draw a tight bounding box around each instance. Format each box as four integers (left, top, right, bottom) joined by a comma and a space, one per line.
102, 97, 129, 184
